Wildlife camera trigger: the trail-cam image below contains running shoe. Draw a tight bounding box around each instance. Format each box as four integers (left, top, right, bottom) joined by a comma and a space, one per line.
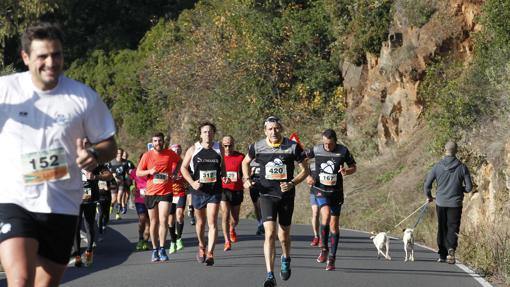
224, 241, 231, 251
190, 216, 196, 226
115, 213, 121, 220
205, 252, 214, 266
325, 256, 335, 271
122, 206, 127, 214
256, 224, 265, 235
70, 255, 82, 267
447, 248, 456, 264
168, 242, 177, 254
317, 249, 328, 263
142, 240, 150, 251
151, 249, 160, 262
280, 256, 291, 281
176, 238, 184, 251
135, 240, 144, 251
264, 272, 277, 287
310, 236, 320, 247
84, 250, 93, 267
230, 229, 237, 243
196, 247, 206, 263
437, 258, 446, 263
158, 247, 169, 261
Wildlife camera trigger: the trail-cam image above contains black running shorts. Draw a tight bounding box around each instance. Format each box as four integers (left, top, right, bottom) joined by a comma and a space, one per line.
221, 189, 244, 206
144, 194, 172, 209
259, 195, 294, 226
0, 203, 78, 265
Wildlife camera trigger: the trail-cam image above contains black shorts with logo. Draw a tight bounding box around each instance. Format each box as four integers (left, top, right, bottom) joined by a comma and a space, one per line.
221, 189, 244, 206
0, 203, 78, 265
259, 195, 295, 226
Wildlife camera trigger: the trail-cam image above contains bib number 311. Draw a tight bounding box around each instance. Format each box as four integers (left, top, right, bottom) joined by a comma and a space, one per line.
22, 148, 70, 185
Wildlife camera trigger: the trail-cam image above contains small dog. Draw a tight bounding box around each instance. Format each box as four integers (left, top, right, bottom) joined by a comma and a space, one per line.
370, 232, 391, 260
402, 228, 415, 262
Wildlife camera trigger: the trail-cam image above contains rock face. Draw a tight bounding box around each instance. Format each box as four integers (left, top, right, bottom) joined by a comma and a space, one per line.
342, 0, 510, 241
342, 0, 481, 152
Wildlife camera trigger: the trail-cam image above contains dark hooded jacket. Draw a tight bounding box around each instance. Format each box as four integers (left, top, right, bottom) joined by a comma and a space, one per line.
423, 155, 473, 207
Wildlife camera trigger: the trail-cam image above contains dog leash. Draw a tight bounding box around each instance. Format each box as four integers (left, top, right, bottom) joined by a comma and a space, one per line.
412, 203, 429, 229
393, 202, 429, 229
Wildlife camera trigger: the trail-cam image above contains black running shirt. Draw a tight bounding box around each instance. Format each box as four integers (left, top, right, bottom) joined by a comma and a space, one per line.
248, 137, 304, 198
306, 144, 355, 202
190, 142, 222, 193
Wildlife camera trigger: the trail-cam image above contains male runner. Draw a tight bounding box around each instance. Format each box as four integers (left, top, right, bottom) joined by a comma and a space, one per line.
0, 22, 116, 286
181, 122, 228, 266
130, 153, 150, 252
137, 133, 181, 262
305, 129, 356, 271
220, 135, 245, 251
242, 116, 308, 287
107, 148, 128, 218
249, 157, 265, 235
122, 151, 135, 212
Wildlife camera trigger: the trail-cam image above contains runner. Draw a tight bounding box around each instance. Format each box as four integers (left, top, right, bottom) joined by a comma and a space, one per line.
137, 132, 182, 262
249, 158, 265, 235
181, 122, 228, 266
107, 148, 128, 219
242, 116, 308, 287
168, 144, 187, 254
306, 159, 320, 247
0, 22, 116, 286
220, 135, 245, 251
129, 153, 150, 252
70, 141, 112, 267
96, 174, 113, 242
122, 151, 135, 212
305, 129, 356, 271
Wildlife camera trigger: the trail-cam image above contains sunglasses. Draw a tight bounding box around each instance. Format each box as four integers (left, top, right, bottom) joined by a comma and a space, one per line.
223, 144, 232, 148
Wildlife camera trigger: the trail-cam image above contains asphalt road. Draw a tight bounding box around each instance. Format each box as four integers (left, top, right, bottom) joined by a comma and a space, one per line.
0, 210, 491, 287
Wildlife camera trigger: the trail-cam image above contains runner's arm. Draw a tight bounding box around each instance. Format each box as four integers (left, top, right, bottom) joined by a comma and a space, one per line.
242, 154, 253, 189
180, 146, 195, 186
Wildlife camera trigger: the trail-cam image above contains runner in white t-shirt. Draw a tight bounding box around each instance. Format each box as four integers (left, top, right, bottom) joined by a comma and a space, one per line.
0, 22, 116, 286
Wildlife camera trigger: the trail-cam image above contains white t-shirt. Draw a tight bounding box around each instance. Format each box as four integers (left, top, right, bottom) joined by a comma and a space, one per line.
0, 71, 116, 215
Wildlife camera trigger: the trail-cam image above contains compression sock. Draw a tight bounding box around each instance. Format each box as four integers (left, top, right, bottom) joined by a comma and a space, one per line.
176, 222, 184, 239
320, 224, 330, 250
330, 232, 340, 257
169, 225, 177, 243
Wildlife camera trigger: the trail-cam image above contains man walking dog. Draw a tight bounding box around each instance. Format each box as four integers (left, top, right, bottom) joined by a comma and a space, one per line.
424, 141, 472, 264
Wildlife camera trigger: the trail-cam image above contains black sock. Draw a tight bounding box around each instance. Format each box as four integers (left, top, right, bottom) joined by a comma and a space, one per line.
169, 225, 176, 243
176, 222, 184, 239
330, 232, 339, 257
320, 224, 330, 250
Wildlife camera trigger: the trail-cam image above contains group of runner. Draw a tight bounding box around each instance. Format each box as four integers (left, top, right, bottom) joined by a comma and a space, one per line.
0, 22, 357, 287
79, 117, 355, 287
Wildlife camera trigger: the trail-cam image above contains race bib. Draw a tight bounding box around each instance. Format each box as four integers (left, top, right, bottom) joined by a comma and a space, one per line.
172, 196, 179, 204
98, 180, 108, 190
83, 187, 92, 200
153, 173, 168, 184
199, 170, 217, 183
21, 148, 70, 185
319, 173, 337, 186
265, 164, 287, 180
226, 171, 238, 182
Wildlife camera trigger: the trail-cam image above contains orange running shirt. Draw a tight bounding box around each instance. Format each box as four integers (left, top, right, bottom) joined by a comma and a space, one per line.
138, 149, 181, 196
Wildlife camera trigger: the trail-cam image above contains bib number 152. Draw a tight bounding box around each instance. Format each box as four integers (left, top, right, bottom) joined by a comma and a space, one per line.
22, 148, 70, 185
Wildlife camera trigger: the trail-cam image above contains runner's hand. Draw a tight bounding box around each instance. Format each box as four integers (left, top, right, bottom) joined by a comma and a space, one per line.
222, 177, 231, 184
427, 197, 434, 203
280, 182, 294, 192
305, 175, 315, 186
76, 138, 97, 171
339, 167, 347, 176
148, 167, 157, 175
191, 180, 202, 191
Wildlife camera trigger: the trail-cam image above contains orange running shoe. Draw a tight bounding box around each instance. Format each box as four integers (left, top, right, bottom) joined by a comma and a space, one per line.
224, 241, 232, 251
230, 229, 237, 243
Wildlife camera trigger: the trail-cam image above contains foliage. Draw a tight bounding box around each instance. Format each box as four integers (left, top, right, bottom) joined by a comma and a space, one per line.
324, 0, 393, 65
393, 0, 436, 28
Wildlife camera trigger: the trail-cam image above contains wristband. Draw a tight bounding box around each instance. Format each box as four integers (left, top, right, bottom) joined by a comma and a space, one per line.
86, 147, 99, 160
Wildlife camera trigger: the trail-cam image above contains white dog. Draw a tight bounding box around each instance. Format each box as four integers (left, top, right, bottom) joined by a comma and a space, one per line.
403, 228, 415, 262
370, 232, 391, 260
